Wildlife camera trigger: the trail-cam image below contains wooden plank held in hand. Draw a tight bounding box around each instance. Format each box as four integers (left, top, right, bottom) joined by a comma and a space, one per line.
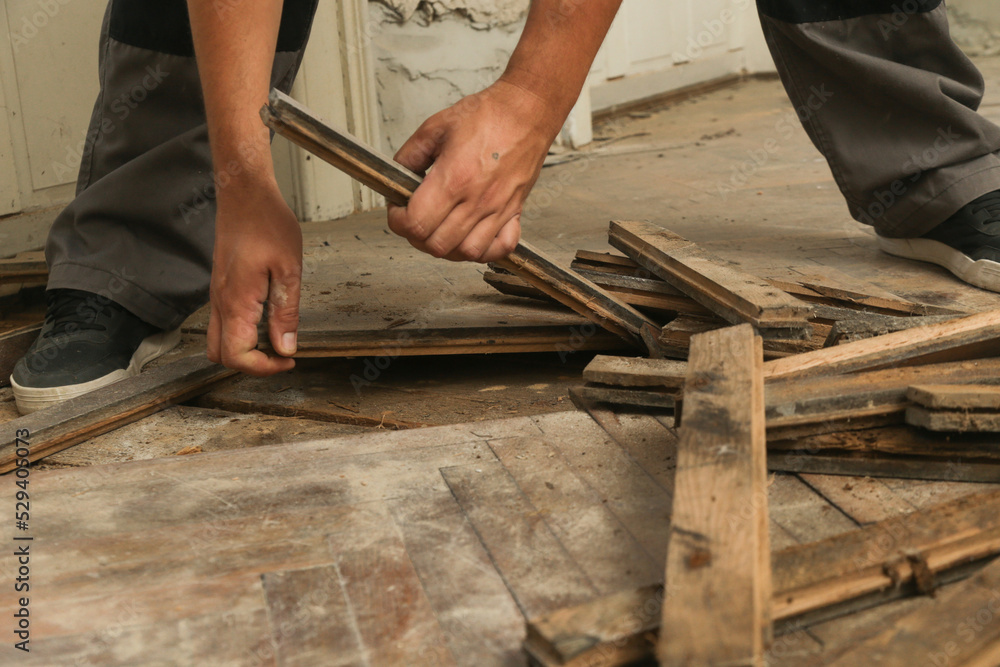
608, 220, 813, 338
659, 324, 771, 666
260, 89, 661, 355
0, 354, 236, 472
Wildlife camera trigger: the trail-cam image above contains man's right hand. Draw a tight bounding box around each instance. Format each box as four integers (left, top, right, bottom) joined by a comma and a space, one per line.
207, 178, 302, 376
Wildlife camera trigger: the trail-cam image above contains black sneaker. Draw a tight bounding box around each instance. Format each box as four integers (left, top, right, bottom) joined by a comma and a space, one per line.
10, 289, 180, 414
878, 190, 1000, 292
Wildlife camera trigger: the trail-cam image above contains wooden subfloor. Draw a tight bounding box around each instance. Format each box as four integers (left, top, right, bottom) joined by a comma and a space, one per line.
0, 55, 998, 665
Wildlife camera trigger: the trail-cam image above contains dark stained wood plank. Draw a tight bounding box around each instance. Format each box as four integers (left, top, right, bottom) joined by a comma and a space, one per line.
261, 565, 367, 667
609, 220, 813, 336
0, 353, 236, 472
440, 461, 598, 619
387, 494, 526, 667
659, 324, 771, 666
574, 384, 678, 411
489, 436, 661, 593
762, 311, 1000, 382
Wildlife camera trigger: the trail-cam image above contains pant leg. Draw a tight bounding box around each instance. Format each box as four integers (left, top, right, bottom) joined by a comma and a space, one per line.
45, 0, 318, 331
756, 0, 1000, 238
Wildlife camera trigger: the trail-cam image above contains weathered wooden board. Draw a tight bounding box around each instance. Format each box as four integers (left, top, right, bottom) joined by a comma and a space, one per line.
906, 406, 1000, 434
819, 556, 1000, 666
608, 221, 812, 336
526, 489, 1000, 667
582, 355, 687, 389
259, 325, 632, 358
762, 310, 1000, 381
0, 354, 236, 472
440, 461, 599, 619
660, 324, 771, 666
908, 384, 1000, 410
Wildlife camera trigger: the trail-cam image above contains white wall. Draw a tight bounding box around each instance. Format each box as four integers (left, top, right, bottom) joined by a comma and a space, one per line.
368, 0, 775, 154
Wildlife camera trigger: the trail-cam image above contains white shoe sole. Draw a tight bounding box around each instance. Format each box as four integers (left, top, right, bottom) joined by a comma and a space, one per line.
877, 235, 1000, 293
10, 327, 182, 415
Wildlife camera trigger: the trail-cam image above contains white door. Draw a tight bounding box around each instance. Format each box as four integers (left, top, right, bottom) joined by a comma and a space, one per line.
589, 0, 762, 111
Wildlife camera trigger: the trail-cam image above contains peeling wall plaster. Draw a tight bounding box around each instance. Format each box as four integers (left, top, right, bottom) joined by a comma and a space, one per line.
370, 3, 525, 153
371, 0, 529, 28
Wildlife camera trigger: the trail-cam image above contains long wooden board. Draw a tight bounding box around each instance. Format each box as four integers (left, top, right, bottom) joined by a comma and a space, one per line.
0, 354, 236, 472
660, 324, 771, 666
526, 489, 1000, 667
762, 310, 1000, 381
257, 325, 632, 358
608, 221, 812, 337
260, 89, 661, 354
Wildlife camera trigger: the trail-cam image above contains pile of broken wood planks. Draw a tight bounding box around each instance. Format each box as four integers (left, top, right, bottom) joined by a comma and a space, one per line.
482, 220, 1000, 665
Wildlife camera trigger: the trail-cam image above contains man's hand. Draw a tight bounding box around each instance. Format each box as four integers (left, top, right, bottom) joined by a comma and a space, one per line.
206, 180, 301, 376
385, 0, 622, 263
387, 79, 558, 263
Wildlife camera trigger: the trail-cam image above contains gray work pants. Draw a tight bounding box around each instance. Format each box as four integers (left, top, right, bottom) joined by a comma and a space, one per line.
47, 1, 1000, 330
45, 0, 318, 331
758, 0, 1000, 238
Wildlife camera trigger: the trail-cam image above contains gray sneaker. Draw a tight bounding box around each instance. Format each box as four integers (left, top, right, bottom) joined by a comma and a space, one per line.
878, 190, 1000, 292
11, 289, 180, 414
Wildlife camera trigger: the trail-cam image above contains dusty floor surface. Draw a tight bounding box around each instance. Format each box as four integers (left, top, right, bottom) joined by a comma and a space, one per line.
2, 56, 1000, 666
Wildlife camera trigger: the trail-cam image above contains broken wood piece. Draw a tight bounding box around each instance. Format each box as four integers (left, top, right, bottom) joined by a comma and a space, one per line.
525, 489, 1000, 667
765, 358, 1000, 440
261, 90, 661, 354
660, 315, 825, 360
904, 382, 1000, 435
659, 324, 771, 666
908, 384, 1000, 410
582, 355, 687, 389
822, 313, 956, 346
819, 555, 1000, 666
762, 310, 1000, 382
906, 406, 1000, 434
570, 385, 678, 411
607, 221, 813, 338
0, 354, 236, 472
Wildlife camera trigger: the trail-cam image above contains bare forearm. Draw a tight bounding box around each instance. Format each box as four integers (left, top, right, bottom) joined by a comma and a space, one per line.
502, 0, 622, 133
186, 0, 283, 185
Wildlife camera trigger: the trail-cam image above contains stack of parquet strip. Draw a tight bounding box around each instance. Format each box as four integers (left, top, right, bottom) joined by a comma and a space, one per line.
482, 221, 1000, 665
